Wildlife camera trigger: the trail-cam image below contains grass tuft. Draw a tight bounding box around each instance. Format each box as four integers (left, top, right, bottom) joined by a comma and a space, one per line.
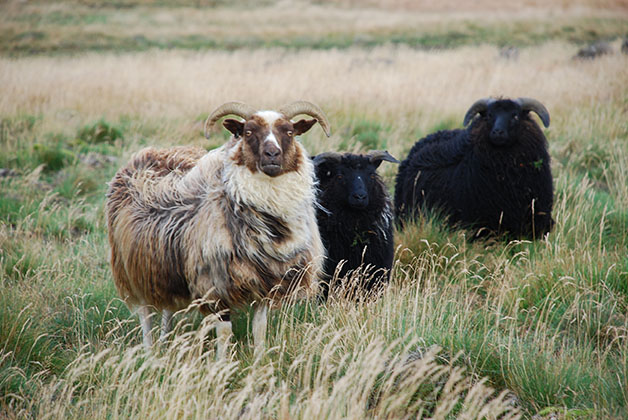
76, 119, 124, 145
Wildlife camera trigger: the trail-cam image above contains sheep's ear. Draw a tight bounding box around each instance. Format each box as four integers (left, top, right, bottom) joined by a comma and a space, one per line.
369, 150, 400, 168
223, 119, 244, 137
293, 119, 317, 136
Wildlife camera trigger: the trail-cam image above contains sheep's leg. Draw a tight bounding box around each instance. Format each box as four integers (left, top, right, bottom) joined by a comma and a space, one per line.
159, 309, 173, 343
215, 316, 232, 360
138, 306, 153, 349
252, 302, 268, 356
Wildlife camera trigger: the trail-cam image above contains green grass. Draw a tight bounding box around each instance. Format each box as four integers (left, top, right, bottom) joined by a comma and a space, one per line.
1, 3, 626, 56
3, 19, 626, 56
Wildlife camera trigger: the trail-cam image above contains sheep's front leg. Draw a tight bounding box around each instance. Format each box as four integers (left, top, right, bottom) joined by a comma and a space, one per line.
252, 302, 268, 356
215, 317, 232, 360
159, 309, 173, 343
138, 306, 153, 349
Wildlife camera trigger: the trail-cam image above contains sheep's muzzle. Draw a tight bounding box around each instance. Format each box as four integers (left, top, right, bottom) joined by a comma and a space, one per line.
260, 142, 282, 176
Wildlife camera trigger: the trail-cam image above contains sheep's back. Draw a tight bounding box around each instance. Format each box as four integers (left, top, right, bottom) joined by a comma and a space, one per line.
106, 146, 207, 311
394, 130, 469, 221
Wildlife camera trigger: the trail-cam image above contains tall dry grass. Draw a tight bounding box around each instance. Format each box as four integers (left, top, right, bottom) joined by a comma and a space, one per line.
1, 41, 626, 156
20, 302, 521, 419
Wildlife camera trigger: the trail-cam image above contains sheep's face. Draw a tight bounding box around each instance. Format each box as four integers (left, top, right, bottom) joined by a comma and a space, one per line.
315, 154, 388, 212
225, 112, 316, 177
481, 100, 528, 147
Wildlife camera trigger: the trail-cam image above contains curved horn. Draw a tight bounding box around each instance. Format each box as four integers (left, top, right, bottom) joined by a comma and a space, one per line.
368, 150, 400, 164
463, 98, 493, 127
516, 97, 550, 128
204, 102, 257, 139
278, 101, 331, 137
313, 151, 342, 166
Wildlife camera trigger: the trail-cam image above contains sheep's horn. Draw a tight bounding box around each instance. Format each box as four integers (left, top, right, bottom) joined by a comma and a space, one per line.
516, 97, 550, 128
463, 98, 494, 127
313, 152, 342, 165
279, 101, 331, 138
368, 150, 400, 164
204, 102, 257, 139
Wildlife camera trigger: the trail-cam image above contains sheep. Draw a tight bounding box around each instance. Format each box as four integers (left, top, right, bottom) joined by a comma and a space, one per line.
498, 46, 519, 61
105, 101, 330, 356
574, 41, 613, 60
394, 97, 554, 239
312, 150, 399, 300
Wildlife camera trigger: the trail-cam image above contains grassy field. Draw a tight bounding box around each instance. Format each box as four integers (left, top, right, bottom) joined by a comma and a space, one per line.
2, 0, 628, 55
1, 0, 628, 418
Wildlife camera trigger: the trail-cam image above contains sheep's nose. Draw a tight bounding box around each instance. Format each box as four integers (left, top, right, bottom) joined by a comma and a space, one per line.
352, 192, 367, 201
264, 147, 280, 158
491, 128, 506, 138
348, 190, 368, 209
490, 128, 509, 145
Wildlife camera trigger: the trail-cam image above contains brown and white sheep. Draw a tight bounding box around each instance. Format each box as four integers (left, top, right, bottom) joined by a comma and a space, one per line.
105, 101, 330, 356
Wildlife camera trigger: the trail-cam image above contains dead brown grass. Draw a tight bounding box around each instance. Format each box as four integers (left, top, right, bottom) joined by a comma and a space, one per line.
1, 41, 626, 158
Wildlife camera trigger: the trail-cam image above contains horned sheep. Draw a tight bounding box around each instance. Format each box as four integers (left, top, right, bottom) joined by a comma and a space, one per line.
394, 97, 554, 239
313, 151, 399, 300
105, 101, 330, 356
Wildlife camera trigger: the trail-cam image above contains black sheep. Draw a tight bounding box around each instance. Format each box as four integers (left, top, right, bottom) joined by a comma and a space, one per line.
395, 97, 554, 239
313, 150, 399, 299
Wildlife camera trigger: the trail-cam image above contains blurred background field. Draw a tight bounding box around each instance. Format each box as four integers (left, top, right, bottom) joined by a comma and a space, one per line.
1, 0, 627, 418
1, 0, 627, 54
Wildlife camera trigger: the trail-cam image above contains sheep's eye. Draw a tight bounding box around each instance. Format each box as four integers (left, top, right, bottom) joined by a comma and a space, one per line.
245, 130, 253, 137
337, 174, 343, 180
370, 173, 376, 179
286, 131, 293, 137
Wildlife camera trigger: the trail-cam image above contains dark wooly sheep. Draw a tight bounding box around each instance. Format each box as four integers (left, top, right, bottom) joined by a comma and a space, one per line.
313, 150, 399, 299
395, 97, 554, 239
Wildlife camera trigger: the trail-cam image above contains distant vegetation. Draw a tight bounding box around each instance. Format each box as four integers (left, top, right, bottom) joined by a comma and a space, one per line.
1, 2, 627, 55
